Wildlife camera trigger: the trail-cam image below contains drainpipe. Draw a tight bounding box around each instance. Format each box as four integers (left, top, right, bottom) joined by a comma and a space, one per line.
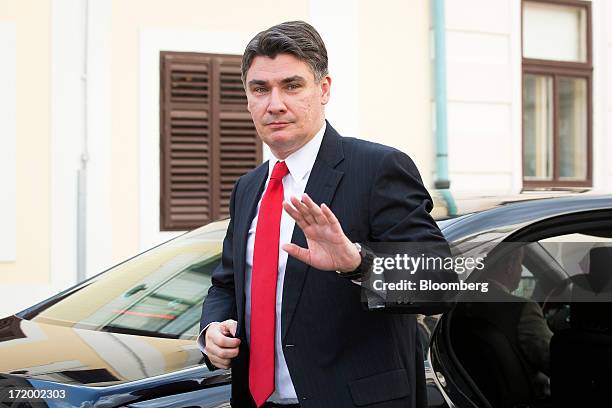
432, 0, 457, 216
77, 0, 90, 282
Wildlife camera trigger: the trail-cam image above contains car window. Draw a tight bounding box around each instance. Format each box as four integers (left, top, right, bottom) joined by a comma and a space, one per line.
539, 232, 612, 278
515, 266, 537, 299
30, 221, 229, 339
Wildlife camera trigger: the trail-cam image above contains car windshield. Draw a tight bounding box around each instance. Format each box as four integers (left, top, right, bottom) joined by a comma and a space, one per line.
30, 220, 229, 340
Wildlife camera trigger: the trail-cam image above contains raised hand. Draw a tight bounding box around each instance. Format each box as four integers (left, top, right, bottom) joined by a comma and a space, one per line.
282, 194, 360, 272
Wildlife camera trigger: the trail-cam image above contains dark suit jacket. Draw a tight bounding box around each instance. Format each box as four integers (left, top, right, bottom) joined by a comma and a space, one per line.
457, 282, 553, 398
200, 122, 450, 407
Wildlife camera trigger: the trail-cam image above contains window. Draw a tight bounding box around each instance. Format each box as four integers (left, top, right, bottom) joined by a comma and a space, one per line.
522, 0, 592, 188
160, 52, 262, 231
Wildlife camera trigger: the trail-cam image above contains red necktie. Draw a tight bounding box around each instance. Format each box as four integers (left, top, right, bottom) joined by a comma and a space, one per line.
249, 160, 289, 407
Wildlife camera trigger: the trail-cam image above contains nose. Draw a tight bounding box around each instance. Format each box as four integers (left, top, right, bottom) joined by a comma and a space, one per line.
267, 87, 287, 115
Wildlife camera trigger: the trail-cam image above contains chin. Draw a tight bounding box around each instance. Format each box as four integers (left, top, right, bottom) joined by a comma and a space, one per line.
266, 130, 297, 145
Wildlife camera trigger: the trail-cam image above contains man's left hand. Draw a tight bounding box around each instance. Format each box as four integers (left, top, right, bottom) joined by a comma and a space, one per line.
282, 194, 361, 273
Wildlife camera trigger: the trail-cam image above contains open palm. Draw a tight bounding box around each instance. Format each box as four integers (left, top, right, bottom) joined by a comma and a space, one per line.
282, 194, 360, 272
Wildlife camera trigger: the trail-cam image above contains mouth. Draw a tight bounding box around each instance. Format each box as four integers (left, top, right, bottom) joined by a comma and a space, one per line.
266, 121, 291, 129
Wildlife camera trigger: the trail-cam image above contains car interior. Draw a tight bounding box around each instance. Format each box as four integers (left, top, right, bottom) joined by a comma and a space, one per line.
437, 212, 612, 408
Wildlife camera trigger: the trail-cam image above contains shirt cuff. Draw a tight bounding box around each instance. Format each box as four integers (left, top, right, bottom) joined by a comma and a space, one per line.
196, 323, 212, 355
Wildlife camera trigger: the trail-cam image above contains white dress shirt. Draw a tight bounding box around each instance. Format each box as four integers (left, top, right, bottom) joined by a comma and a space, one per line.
198, 122, 326, 404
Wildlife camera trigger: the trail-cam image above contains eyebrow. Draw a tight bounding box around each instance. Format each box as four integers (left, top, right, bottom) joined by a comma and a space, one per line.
280, 75, 306, 84
247, 75, 306, 87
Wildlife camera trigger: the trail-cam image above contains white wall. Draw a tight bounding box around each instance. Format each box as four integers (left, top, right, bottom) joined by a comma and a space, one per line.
51, 0, 114, 292
444, 0, 522, 194
85, 0, 113, 278
310, 0, 360, 138
50, 0, 85, 299
601, 0, 612, 191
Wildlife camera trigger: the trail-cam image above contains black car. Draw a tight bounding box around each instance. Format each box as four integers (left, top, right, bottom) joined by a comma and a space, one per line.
0, 194, 611, 407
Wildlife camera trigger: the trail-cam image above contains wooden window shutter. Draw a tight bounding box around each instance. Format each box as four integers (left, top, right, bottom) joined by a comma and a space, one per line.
160, 52, 261, 231
212, 56, 263, 219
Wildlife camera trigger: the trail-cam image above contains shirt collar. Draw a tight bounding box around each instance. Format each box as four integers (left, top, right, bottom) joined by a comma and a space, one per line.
268, 121, 326, 182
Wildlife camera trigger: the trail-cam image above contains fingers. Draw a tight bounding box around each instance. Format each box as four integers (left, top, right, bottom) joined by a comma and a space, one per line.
284, 194, 328, 226
206, 342, 239, 369
208, 354, 233, 369
220, 319, 238, 337
320, 203, 341, 229
292, 196, 316, 225
283, 199, 308, 229
206, 326, 240, 350
282, 242, 311, 264
204, 320, 241, 369
301, 194, 327, 224
209, 358, 231, 369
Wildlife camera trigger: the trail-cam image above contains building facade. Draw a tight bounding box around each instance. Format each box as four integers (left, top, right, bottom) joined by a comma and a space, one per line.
0, 0, 610, 315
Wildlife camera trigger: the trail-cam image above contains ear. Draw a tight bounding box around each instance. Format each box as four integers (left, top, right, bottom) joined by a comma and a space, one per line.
320, 75, 331, 105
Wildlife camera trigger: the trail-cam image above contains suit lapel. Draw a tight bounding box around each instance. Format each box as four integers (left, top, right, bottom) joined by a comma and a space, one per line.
234, 163, 268, 338
281, 123, 345, 341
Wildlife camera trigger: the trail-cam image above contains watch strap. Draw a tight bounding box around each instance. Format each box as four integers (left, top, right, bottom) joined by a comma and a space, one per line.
337, 243, 375, 282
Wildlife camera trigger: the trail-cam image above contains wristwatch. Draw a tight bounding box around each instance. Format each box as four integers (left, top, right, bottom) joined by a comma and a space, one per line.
336, 242, 375, 282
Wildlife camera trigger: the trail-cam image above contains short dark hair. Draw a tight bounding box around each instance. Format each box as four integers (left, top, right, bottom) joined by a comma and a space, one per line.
241, 20, 328, 84
486, 246, 524, 281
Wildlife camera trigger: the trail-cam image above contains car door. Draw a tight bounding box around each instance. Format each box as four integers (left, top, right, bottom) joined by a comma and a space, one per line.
429, 208, 612, 408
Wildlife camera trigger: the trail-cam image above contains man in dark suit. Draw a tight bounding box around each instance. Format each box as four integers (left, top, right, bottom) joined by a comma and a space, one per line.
456, 247, 553, 402
198, 21, 451, 407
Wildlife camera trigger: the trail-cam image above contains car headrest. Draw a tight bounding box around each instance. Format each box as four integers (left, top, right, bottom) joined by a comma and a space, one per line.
569, 247, 612, 332
586, 247, 612, 293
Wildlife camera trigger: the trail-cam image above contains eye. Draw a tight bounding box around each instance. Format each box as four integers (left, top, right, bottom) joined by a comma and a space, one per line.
286, 83, 301, 90
252, 87, 267, 94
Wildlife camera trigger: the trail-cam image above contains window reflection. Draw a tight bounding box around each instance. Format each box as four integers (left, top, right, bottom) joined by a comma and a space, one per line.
31, 221, 228, 339
558, 77, 587, 180
523, 1, 587, 63
523, 74, 553, 180
90, 256, 219, 337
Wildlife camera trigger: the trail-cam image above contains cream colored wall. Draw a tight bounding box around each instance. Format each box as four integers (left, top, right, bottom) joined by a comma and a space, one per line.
110, 0, 310, 263
0, 0, 50, 284
358, 0, 433, 187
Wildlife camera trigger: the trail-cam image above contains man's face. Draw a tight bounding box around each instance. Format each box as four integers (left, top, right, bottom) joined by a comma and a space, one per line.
245, 54, 331, 159
507, 248, 525, 292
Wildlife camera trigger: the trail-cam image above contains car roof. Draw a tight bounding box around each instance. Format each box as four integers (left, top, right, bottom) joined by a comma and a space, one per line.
439, 194, 612, 242
432, 190, 592, 219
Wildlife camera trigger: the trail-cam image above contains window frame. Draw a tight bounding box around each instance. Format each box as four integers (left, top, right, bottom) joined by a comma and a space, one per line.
521, 0, 593, 189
